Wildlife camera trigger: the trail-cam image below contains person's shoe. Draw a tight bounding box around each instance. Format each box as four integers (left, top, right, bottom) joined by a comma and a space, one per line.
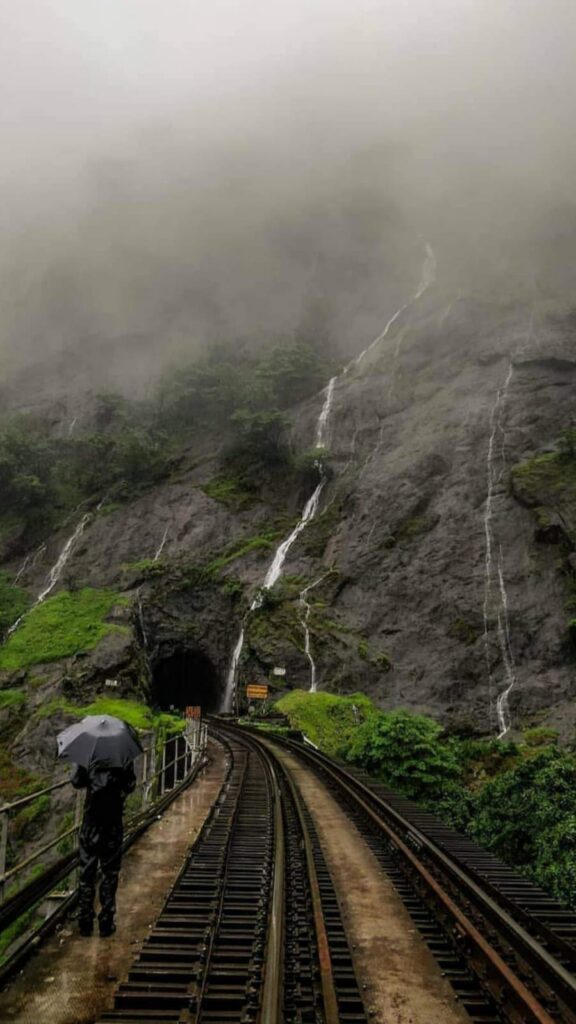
78, 919, 94, 937
99, 920, 116, 938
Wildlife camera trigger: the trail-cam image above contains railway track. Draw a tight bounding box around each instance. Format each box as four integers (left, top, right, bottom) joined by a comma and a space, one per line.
95, 722, 576, 1024
249, 728, 576, 1024
97, 727, 366, 1023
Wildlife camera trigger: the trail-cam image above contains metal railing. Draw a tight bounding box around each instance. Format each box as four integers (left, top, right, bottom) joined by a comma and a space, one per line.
0, 719, 207, 945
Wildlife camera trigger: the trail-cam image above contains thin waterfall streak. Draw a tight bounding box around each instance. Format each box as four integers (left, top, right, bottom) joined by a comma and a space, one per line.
14, 542, 47, 584
495, 550, 517, 737
8, 513, 92, 636
315, 377, 336, 448
482, 390, 501, 721
482, 360, 517, 735
346, 304, 409, 372
36, 514, 91, 604
222, 627, 245, 714
137, 587, 149, 649
298, 571, 332, 692
154, 526, 169, 561
67, 416, 77, 437
497, 362, 514, 480
222, 242, 436, 713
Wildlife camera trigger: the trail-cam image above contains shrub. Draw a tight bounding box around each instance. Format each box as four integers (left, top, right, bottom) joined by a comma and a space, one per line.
346, 709, 461, 801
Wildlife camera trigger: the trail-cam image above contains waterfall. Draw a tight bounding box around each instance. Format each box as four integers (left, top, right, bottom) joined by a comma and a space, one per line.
36, 514, 92, 604
67, 416, 78, 437
220, 379, 336, 712
298, 572, 332, 692
221, 243, 436, 713
481, 361, 517, 736
13, 543, 47, 585
7, 513, 92, 636
137, 588, 149, 648
154, 526, 169, 561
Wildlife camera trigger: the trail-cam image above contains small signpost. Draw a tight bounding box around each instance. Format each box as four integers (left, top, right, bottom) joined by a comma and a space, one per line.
185, 705, 202, 719
246, 684, 269, 701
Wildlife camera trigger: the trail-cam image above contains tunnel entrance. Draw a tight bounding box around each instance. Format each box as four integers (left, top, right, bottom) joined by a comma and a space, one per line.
152, 648, 223, 713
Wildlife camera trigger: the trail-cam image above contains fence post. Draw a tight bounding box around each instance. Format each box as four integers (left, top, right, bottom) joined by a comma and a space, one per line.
72, 789, 84, 890
159, 741, 166, 796
146, 730, 157, 804
0, 809, 8, 903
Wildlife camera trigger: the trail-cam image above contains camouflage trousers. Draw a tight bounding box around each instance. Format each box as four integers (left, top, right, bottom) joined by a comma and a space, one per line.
78, 816, 123, 928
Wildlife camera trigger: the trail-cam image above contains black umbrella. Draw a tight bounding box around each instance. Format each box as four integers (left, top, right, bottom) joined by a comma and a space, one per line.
57, 714, 143, 768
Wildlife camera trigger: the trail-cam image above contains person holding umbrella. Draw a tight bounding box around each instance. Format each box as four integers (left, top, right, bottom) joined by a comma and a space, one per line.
57, 714, 142, 937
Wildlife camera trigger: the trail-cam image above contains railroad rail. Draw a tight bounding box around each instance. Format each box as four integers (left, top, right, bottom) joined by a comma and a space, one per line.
97, 726, 366, 1023
242, 727, 576, 1024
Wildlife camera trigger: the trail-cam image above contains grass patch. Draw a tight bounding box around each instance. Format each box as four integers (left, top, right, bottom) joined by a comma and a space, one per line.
0, 746, 41, 802
0, 689, 26, 709
511, 452, 576, 545
274, 690, 376, 756
32, 696, 185, 737
201, 476, 257, 510
206, 531, 281, 574
0, 588, 128, 671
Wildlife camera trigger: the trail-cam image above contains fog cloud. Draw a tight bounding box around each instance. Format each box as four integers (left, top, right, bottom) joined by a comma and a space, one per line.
2, 1, 576, 387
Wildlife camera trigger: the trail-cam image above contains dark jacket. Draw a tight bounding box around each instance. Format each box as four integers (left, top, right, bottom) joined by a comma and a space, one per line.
72, 762, 137, 823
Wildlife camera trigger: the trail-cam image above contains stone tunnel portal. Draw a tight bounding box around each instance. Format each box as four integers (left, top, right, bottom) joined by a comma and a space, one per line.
152, 648, 223, 713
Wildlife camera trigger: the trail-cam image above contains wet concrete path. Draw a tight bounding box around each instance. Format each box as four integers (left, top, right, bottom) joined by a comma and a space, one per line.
0, 743, 227, 1024
273, 746, 469, 1024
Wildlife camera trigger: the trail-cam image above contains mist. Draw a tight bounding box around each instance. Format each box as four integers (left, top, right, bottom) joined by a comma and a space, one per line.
2, 0, 576, 393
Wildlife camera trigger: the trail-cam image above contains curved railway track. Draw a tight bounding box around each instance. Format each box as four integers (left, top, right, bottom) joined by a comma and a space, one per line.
245, 728, 576, 1024
96, 722, 576, 1024
97, 726, 366, 1024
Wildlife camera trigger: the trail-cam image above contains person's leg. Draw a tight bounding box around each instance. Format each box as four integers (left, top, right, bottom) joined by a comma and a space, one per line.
97, 821, 123, 936
77, 818, 99, 935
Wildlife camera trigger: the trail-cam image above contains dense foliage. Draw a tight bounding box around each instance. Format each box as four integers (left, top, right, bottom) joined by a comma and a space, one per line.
0, 337, 334, 556
274, 691, 576, 908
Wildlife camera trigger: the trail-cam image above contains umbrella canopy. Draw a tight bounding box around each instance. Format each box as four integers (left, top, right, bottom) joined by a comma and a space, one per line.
57, 715, 143, 768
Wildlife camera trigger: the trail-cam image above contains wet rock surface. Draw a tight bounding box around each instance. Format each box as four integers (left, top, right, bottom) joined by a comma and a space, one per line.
2, 285, 576, 738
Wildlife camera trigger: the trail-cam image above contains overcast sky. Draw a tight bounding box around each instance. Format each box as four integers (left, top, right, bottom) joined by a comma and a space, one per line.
2, 1, 575, 379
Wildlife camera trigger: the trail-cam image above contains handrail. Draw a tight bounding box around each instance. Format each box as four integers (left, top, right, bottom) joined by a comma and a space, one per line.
0, 779, 70, 815
0, 723, 205, 900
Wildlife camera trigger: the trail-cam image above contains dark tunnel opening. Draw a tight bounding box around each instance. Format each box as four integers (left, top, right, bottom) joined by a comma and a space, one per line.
152, 648, 223, 714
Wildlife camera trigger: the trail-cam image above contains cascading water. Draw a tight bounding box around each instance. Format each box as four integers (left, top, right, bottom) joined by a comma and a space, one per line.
7, 512, 92, 636
221, 243, 436, 713
221, 378, 337, 712
481, 361, 517, 736
298, 572, 332, 692
14, 542, 47, 585
154, 526, 169, 561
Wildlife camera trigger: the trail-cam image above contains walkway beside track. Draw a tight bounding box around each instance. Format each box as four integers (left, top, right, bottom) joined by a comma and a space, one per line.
266, 741, 469, 1024
0, 746, 226, 1024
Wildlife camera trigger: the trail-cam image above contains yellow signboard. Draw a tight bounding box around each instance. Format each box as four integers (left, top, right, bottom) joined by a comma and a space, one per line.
246, 684, 269, 700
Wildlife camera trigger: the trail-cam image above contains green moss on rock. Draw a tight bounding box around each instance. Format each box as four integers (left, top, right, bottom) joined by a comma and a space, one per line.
275, 690, 376, 755
0, 588, 128, 671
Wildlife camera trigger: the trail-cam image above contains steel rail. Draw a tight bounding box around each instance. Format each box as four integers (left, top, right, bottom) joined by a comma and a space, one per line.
264, 731, 575, 1024
213, 721, 366, 1023
269, 744, 339, 1024
259, 744, 285, 1023
98, 730, 282, 1024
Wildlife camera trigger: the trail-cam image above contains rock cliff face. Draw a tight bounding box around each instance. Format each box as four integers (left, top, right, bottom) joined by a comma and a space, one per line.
2, 274, 576, 748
